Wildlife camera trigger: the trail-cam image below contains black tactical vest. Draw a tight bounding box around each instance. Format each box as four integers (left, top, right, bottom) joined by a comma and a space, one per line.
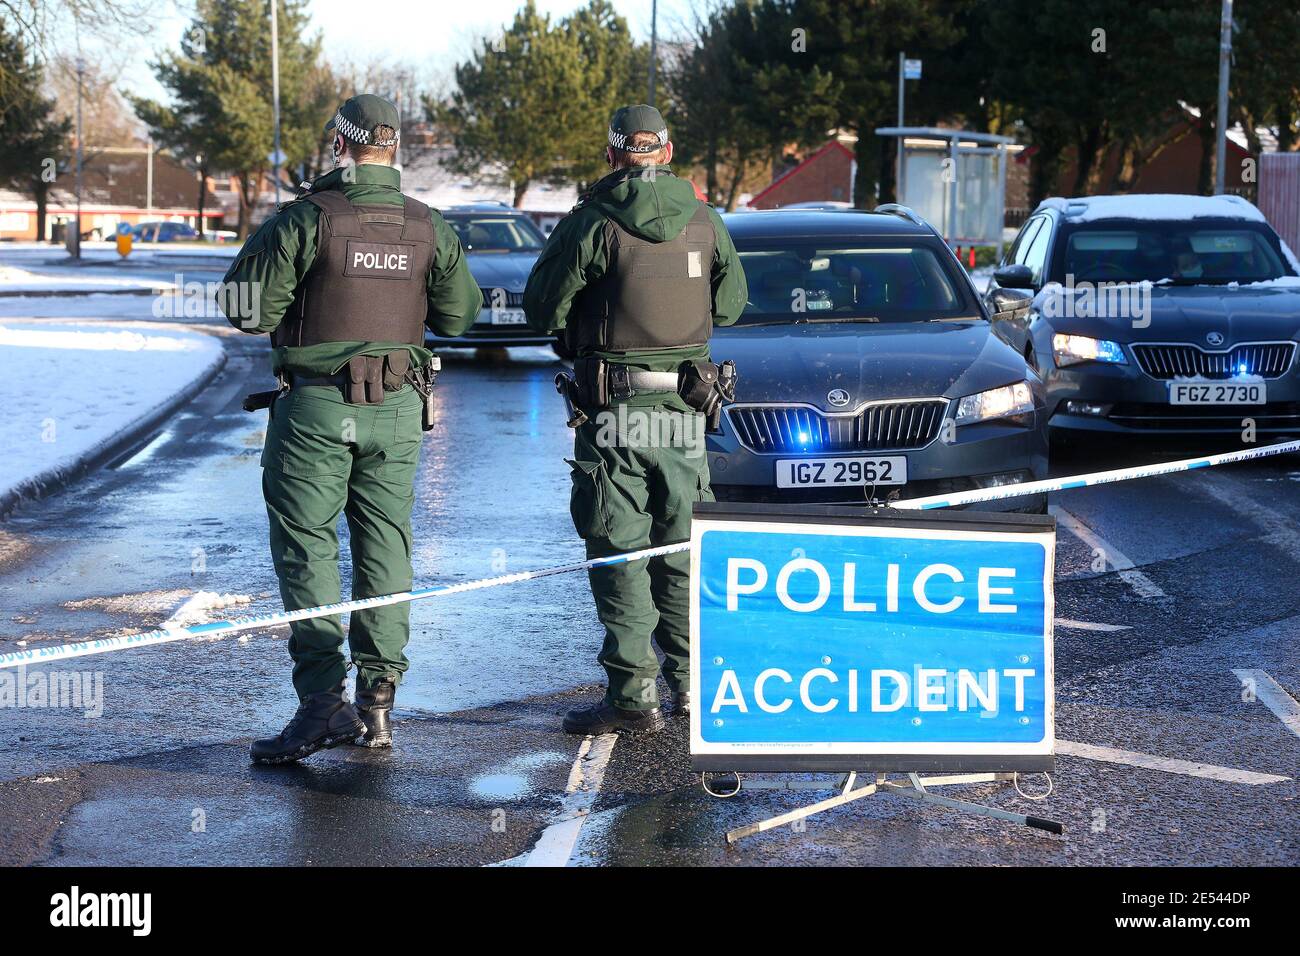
274, 190, 437, 348
570, 203, 716, 353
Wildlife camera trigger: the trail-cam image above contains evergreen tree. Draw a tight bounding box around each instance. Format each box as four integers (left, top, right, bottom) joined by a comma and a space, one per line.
0, 21, 71, 241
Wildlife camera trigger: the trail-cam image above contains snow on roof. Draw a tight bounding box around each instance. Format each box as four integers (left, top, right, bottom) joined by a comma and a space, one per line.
1040, 193, 1266, 223
398, 145, 579, 214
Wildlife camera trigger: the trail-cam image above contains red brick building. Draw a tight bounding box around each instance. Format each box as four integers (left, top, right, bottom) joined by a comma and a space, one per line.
748, 141, 855, 209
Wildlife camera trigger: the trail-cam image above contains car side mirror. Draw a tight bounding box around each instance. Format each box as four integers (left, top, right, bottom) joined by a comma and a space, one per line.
989, 287, 1034, 318
993, 263, 1036, 289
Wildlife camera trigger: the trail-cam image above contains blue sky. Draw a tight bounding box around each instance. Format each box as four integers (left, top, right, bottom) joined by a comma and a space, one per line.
88, 0, 695, 101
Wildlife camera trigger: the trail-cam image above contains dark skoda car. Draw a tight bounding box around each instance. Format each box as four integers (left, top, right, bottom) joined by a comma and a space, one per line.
984, 194, 1300, 436
425, 203, 556, 349
707, 207, 1049, 511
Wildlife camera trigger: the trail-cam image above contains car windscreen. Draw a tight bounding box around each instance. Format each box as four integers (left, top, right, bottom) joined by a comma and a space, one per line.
444, 215, 545, 253
732, 241, 972, 326
1057, 220, 1289, 285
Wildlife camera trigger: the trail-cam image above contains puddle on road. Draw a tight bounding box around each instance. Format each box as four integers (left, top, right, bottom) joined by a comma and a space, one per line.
468, 750, 572, 801
470, 773, 532, 800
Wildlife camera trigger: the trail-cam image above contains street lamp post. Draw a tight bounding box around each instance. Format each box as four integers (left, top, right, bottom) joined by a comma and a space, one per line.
270, 0, 283, 206
647, 0, 657, 104
1215, 0, 1233, 196
73, 56, 84, 259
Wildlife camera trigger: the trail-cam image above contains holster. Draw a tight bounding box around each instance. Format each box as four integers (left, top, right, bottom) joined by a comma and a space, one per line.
405, 355, 440, 431
242, 372, 288, 412
678, 359, 738, 432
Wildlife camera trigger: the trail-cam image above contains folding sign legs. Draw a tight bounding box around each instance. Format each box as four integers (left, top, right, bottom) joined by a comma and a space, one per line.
713, 772, 1064, 844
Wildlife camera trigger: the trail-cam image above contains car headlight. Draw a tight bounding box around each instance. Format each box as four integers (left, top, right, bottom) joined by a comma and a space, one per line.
955, 381, 1036, 425
1052, 333, 1127, 366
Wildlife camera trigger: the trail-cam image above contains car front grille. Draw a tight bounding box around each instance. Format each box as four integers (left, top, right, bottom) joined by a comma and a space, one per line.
1107, 401, 1300, 430
1132, 342, 1296, 380
727, 400, 948, 454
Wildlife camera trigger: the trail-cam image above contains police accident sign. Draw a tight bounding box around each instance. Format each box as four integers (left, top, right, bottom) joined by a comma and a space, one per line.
689, 505, 1055, 772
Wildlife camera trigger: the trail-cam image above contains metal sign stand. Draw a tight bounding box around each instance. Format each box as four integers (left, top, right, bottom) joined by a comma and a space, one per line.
705, 771, 1064, 844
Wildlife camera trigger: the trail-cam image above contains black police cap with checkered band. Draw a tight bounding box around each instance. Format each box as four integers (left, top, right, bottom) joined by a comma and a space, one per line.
325, 94, 400, 147
608, 104, 668, 153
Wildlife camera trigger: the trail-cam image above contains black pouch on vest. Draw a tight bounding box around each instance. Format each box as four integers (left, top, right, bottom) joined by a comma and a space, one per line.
572, 356, 608, 408
382, 350, 411, 390
346, 355, 386, 405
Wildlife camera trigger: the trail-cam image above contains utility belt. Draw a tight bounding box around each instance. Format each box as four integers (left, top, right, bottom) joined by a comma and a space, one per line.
555, 356, 737, 432
243, 351, 440, 431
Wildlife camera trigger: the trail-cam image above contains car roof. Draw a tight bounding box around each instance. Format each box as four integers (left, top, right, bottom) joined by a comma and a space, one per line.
721, 208, 933, 241
442, 203, 526, 214
1035, 193, 1266, 224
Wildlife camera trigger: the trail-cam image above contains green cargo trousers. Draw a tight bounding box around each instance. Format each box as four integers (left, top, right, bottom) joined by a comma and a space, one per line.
568, 403, 713, 711
260, 383, 424, 698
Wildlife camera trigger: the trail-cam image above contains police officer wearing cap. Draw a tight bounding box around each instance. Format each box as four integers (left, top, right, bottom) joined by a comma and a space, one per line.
218, 94, 481, 764
524, 105, 748, 735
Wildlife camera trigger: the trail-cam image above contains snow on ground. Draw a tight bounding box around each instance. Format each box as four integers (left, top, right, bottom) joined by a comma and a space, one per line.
0, 264, 175, 294
0, 322, 225, 507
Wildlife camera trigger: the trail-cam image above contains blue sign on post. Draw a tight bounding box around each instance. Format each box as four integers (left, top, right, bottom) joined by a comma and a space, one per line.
690, 505, 1055, 773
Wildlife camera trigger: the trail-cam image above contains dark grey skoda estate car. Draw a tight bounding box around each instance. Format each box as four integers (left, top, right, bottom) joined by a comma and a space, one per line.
707, 207, 1049, 511
984, 194, 1300, 437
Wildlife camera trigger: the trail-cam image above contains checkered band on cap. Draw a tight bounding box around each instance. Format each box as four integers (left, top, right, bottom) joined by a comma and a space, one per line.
333, 111, 400, 147
608, 126, 668, 152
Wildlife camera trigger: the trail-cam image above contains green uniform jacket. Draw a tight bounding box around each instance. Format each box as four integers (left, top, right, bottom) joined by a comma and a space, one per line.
217, 164, 482, 376
523, 165, 748, 405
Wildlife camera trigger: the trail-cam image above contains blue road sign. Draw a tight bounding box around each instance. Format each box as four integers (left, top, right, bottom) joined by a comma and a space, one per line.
690, 507, 1055, 772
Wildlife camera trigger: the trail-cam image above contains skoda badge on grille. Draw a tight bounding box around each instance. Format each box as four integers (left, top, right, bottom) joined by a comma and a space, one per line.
827, 388, 851, 407
1206, 332, 1225, 346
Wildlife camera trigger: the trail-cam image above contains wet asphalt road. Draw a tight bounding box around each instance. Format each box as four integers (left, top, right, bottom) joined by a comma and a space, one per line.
1, 262, 1298, 866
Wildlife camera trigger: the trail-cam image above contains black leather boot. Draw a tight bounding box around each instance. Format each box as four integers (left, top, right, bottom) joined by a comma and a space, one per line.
669, 690, 691, 718
562, 701, 666, 736
354, 678, 396, 748
250, 687, 365, 765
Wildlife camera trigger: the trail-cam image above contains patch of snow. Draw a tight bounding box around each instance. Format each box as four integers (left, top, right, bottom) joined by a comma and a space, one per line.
1055, 193, 1265, 223
0, 322, 224, 506
0, 264, 175, 294
163, 591, 253, 629
1279, 240, 1300, 274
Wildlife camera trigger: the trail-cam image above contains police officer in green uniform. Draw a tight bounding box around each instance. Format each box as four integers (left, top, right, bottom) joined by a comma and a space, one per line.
218, 94, 481, 763
523, 105, 748, 735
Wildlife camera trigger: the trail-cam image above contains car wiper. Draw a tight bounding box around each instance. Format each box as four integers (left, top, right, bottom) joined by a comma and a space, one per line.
799, 315, 880, 324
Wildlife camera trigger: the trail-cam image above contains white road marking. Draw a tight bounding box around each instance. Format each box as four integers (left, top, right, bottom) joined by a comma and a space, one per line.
1054, 618, 1132, 632
117, 428, 174, 468
524, 733, 618, 867
1196, 473, 1300, 563
1050, 505, 1167, 599
1232, 669, 1300, 739
1056, 739, 1290, 784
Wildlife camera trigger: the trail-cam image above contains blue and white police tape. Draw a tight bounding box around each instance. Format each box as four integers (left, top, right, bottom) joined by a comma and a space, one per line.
0, 542, 690, 671
891, 438, 1300, 510
2, 438, 1296, 671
